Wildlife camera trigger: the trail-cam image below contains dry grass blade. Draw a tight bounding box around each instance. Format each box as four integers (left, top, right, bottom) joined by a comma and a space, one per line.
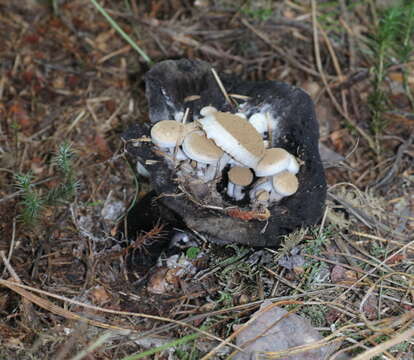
310, 0, 377, 153
2, 279, 129, 330
0, 279, 243, 352
352, 327, 414, 360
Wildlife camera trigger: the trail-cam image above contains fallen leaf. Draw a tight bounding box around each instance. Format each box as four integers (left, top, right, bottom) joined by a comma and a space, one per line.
330, 265, 358, 285
234, 300, 338, 360
89, 286, 111, 306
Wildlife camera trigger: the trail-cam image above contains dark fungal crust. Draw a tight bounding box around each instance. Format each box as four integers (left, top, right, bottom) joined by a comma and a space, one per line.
123, 59, 326, 248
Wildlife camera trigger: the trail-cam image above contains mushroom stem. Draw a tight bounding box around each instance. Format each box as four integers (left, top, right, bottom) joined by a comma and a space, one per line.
204, 164, 219, 182
227, 182, 244, 201
227, 182, 235, 198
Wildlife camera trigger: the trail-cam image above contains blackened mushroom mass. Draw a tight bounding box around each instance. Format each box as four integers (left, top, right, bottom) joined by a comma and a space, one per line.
123, 59, 326, 247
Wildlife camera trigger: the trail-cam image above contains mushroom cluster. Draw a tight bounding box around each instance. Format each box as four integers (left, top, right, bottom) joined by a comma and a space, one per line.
150, 107, 301, 208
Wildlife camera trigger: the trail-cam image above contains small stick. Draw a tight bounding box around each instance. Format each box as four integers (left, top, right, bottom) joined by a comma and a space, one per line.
229, 93, 252, 100
211, 68, 234, 106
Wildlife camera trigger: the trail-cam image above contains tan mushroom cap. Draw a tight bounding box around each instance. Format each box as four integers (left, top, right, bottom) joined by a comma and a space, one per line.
255, 148, 291, 177
151, 120, 184, 148
183, 122, 200, 135
199, 112, 265, 168
182, 131, 224, 164
256, 189, 270, 201
228, 166, 253, 186
272, 171, 299, 196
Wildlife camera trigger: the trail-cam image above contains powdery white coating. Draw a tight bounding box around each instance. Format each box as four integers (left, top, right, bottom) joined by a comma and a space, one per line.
200, 106, 217, 117
199, 112, 265, 168
272, 171, 299, 197
287, 155, 300, 174
151, 120, 183, 148
249, 113, 268, 134
255, 148, 291, 177
182, 131, 223, 164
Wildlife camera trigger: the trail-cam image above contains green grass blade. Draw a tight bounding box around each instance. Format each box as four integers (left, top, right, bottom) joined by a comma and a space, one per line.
89, 0, 153, 65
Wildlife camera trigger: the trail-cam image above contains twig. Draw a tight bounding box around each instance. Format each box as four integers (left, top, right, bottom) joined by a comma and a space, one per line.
211, 68, 233, 106
241, 18, 325, 79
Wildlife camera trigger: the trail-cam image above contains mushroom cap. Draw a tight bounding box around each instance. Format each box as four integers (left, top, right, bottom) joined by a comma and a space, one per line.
256, 189, 270, 201
235, 112, 247, 119
272, 171, 299, 197
287, 155, 300, 174
151, 120, 184, 148
183, 122, 200, 135
199, 112, 265, 168
255, 148, 291, 177
200, 106, 217, 117
182, 131, 224, 164
228, 166, 253, 186
249, 113, 268, 134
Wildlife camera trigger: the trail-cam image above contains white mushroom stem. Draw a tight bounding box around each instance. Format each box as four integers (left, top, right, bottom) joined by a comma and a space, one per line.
227, 182, 244, 201
204, 164, 219, 182
269, 189, 284, 202
160, 147, 188, 162
173, 148, 188, 161
217, 153, 231, 173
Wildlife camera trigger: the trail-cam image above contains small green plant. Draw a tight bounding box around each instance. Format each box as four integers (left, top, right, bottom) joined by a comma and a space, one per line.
15, 143, 78, 225
46, 142, 79, 204
15, 173, 44, 225
186, 246, 200, 259
300, 304, 328, 328
367, 1, 414, 143
241, 0, 273, 22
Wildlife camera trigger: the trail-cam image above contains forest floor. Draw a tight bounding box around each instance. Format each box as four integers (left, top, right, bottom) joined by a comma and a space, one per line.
0, 1, 413, 359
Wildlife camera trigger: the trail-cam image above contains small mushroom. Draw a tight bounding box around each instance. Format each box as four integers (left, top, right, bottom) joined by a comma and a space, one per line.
150, 120, 188, 161
181, 130, 224, 181
249, 177, 273, 202
249, 171, 299, 203
255, 148, 291, 177
200, 106, 217, 117
227, 166, 253, 201
270, 171, 299, 201
256, 189, 270, 203
199, 112, 265, 168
